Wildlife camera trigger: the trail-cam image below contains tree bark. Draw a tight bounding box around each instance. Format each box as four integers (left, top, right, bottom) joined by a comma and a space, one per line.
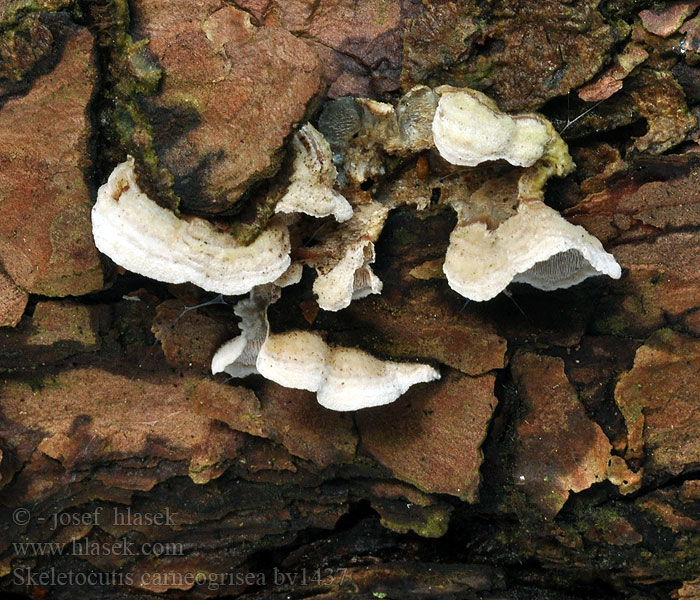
2, 1, 700, 598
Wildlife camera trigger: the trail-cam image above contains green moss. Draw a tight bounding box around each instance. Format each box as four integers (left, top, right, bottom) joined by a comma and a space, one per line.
0, 0, 75, 30
410, 508, 451, 538
231, 188, 280, 245
0, 16, 47, 82
83, 0, 180, 211
428, 55, 494, 90
370, 0, 388, 27
599, 0, 657, 21
112, 301, 155, 347
592, 505, 626, 536
28, 302, 100, 350
391, 228, 417, 246
648, 327, 676, 345
0, 1, 76, 84
594, 287, 666, 337
378, 504, 452, 538
597, 314, 628, 337
30, 267, 103, 297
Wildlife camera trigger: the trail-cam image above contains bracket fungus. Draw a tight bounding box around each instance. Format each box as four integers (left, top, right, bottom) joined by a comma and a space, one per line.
91, 85, 621, 310
257, 331, 440, 411
91, 157, 291, 295
212, 285, 440, 411
428, 88, 621, 300
210, 284, 278, 378
93, 83, 623, 413
210, 263, 302, 378
443, 200, 623, 302
307, 200, 390, 312
274, 124, 353, 222
432, 86, 555, 168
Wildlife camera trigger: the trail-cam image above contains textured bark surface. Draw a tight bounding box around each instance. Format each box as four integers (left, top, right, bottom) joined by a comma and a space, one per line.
2, 1, 700, 599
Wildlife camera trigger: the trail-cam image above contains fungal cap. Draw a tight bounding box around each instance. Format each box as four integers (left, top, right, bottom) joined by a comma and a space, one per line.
443, 200, 622, 301
395, 85, 439, 151
256, 330, 330, 391
211, 336, 253, 376
318, 347, 441, 411
309, 200, 389, 312
312, 241, 383, 311
432, 86, 552, 167
257, 330, 441, 411
92, 157, 291, 295
274, 262, 304, 288
274, 124, 353, 222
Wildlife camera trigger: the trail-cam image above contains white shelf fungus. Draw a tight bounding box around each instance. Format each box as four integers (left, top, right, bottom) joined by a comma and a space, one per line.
309, 201, 389, 312
95, 84, 625, 414
443, 200, 622, 301
212, 288, 440, 411
273, 262, 304, 288
210, 264, 302, 378
92, 157, 291, 295
432, 86, 555, 168
257, 331, 441, 411
312, 242, 383, 312
274, 124, 353, 222
313, 84, 619, 308
210, 285, 278, 378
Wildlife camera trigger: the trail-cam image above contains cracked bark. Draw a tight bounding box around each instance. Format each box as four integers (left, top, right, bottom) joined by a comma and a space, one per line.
2, 1, 700, 599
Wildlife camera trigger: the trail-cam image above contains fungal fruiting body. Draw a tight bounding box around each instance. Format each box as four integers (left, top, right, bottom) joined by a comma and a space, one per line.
91, 157, 291, 295
310, 200, 389, 312
256, 331, 441, 411
393, 85, 439, 151
95, 85, 623, 411
94, 87, 619, 309
432, 86, 553, 167
424, 86, 621, 300
318, 86, 437, 186
210, 285, 277, 377
210, 264, 302, 378
312, 241, 383, 311
274, 124, 353, 222
443, 200, 622, 301
211, 288, 440, 411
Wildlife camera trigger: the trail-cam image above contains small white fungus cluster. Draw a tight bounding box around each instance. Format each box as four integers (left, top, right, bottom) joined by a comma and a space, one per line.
91, 86, 621, 410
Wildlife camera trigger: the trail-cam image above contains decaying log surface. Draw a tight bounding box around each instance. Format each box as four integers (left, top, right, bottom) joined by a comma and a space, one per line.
2, 1, 700, 598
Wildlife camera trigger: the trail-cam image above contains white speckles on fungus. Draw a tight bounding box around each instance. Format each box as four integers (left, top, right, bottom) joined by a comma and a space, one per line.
91, 157, 291, 295
443, 200, 622, 302
257, 331, 440, 411
94, 85, 623, 412
212, 287, 440, 411
433, 86, 552, 168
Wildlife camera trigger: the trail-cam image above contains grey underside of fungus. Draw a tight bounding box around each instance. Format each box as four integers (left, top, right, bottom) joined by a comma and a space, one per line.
430, 86, 621, 300
91, 85, 621, 410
